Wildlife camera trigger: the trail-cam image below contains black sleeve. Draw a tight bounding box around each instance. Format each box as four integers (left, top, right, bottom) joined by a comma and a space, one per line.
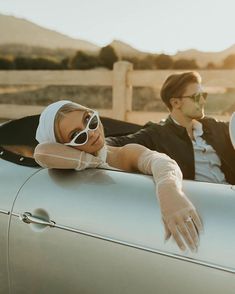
101, 117, 142, 137
220, 120, 235, 151
214, 119, 230, 140
106, 124, 157, 149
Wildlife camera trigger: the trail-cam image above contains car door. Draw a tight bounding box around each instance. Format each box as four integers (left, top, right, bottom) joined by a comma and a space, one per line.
0, 159, 39, 294
8, 168, 235, 294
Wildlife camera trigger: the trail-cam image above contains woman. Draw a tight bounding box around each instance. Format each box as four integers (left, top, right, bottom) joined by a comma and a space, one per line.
34, 100, 202, 252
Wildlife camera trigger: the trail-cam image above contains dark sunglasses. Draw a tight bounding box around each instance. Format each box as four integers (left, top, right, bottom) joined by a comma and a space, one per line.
64, 111, 99, 146
179, 92, 208, 103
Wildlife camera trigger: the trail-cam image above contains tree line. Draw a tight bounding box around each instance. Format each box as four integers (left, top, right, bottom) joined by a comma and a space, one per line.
1, 45, 235, 70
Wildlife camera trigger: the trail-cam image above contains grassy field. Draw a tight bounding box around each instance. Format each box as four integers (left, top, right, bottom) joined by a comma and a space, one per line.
0, 85, 234, 122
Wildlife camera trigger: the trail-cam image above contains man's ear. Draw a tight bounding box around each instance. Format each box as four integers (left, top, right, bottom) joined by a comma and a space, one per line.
169, 97, 182, 109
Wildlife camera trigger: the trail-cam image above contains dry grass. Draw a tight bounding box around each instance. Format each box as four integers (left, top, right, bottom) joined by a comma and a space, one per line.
0, 85, 233, 122
0, 105, 230, 125
0, 85, 41, 94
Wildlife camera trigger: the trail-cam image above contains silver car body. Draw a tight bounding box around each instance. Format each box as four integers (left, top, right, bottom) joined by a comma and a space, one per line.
0, 158, 235, 294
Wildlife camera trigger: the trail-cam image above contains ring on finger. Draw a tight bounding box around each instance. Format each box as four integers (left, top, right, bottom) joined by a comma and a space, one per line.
185, 216, 192, 223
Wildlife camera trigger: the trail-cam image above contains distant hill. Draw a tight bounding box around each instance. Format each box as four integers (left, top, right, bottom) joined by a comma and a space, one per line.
0, 44, 77, 60
0, 14, 147, 59
0, 14, 235, 67
174, 45, 235, 67
111, 40, 235, 68
0, 14, 99, 52
110, 40, 147, 58
0, 40, 148, 60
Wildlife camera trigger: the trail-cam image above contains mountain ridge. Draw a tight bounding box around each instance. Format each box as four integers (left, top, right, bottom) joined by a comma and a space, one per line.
1, 14, 235, 67
0, 14, 99, 52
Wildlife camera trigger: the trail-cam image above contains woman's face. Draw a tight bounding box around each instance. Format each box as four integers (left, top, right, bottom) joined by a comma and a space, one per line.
57, 110, 105, 154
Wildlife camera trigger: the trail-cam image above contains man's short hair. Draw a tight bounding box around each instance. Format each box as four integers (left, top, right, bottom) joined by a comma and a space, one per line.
160, 71, 202, 110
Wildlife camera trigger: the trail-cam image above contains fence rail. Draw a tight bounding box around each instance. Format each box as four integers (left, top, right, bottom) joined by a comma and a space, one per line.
0, 61, 234, 123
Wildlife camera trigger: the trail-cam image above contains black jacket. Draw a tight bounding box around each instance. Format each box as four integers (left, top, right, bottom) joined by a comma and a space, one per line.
107, 116, 235, 184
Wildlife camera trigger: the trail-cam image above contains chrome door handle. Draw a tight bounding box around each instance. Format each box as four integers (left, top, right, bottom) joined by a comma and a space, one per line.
19, 212, 55, 227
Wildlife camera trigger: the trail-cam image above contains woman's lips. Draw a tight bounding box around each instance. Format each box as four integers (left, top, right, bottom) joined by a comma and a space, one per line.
91, 134, 100, 145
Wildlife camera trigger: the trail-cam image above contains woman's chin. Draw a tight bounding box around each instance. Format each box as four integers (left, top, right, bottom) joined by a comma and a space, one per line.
74, 135, 104, 154
88, 138, 105, 154
93, 137, 105, 151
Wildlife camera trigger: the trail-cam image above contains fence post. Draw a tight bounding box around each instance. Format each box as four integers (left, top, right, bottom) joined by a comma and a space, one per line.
112, 61, 133, 121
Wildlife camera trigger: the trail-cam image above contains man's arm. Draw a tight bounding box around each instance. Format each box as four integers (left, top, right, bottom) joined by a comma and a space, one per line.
106, 124, 155, 149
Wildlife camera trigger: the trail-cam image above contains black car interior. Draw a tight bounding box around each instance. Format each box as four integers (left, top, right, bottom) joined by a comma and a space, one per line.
0, 114, 142, 167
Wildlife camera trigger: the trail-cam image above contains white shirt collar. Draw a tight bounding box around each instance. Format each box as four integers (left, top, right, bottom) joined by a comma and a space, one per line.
192, 120, 203, 138
170, 116, 203, 138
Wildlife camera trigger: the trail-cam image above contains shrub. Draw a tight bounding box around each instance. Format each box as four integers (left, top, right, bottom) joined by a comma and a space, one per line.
0, 57, 14, 69
99, 45, 118, 69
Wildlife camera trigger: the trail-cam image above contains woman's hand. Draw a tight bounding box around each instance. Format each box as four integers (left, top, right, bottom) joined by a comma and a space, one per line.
158, 184, 203, 252
117, 144, 204, 252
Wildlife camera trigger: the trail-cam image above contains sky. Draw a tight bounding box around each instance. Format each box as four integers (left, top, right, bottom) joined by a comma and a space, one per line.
1, 0, 235, 54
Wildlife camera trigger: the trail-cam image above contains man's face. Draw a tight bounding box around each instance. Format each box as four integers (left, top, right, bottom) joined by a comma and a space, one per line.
177, 82, 206, 120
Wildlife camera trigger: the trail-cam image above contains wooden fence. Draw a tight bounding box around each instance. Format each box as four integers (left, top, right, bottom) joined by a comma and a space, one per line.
0, 61, 235, 123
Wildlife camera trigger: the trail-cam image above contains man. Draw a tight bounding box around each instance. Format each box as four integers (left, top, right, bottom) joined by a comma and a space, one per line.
107, 71, 235, 184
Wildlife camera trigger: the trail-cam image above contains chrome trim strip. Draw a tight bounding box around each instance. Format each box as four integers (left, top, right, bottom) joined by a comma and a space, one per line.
54, 223, 235, 274
0, 209, 10, 215
11, 212, 19, 217
12, 213, 235, 274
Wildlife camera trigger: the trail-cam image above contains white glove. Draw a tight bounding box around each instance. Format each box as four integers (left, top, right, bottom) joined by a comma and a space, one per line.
138, 149, 203, 251
75, 150, 104, 170
34, 143, 105, 170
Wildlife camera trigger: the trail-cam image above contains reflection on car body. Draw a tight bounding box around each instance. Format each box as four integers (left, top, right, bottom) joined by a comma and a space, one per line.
0, 158, 235, 294
0, 114, 235, 293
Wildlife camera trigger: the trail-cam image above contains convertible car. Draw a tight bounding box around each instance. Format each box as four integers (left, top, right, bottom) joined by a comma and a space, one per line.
0, 115, 235, 294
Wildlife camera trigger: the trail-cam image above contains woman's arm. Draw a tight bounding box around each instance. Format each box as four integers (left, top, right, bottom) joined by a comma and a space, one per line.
34, 143, 103, 170
34, 142, 203, 251
108, 143, 203, 252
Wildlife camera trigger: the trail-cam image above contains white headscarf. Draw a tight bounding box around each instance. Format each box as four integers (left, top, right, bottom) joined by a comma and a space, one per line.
35, 100, 108, 162
36, 100, 88, 143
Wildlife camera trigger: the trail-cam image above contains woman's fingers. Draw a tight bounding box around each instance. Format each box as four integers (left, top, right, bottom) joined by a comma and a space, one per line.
177, 220, 198, 252
167, 221, 186, 251
165, 212, 201, 252
185, 218, 199, 249
190, 209, 203, 233
163, 219, 171, 241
